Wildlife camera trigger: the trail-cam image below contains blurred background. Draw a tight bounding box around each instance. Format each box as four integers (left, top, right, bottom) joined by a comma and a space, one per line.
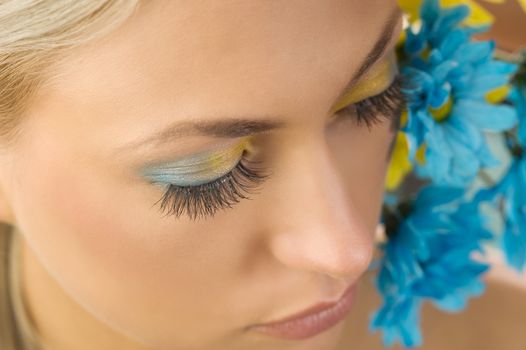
473, 0, 526, 53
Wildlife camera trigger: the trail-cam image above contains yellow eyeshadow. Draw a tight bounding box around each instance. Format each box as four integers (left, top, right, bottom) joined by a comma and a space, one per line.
202, 137, 252, 173
141, 137, 255, 186
329, 53, 399, 115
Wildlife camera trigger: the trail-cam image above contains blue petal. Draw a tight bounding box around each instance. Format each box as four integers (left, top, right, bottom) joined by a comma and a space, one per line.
452, 41, 494, 65
413, 186, 464, 209
502, 224, 526, 272
453, 99, 518, 131
438, 28, 469, 57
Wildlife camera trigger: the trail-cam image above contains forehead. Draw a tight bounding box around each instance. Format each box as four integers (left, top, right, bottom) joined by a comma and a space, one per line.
29, 0, 398, 155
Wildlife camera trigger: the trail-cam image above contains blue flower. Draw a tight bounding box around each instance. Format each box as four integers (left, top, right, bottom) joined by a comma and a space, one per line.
399, 0, 519, 186
475, 81, 526, 273
477, 158, 526, 272
500, 160, 526, 272
508, 83, 526, 147
370, 186, 493, 348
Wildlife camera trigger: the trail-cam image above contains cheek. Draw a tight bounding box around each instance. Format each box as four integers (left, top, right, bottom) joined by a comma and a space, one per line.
12, 135, 148, 288
9, 131, 257, 345
10, 133, 172, 321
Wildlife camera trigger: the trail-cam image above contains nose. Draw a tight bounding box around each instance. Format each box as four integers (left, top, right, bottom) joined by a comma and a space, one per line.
266, 138, 374, 282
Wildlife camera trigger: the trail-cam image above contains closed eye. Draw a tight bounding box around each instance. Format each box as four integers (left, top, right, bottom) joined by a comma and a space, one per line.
335, 74, 407, 130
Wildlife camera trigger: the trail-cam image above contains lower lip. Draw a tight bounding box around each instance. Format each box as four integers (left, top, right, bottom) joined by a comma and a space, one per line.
247, 283, 358, 340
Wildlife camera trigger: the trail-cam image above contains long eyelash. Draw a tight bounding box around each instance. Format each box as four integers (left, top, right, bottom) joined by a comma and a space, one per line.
152, 151, 271, 221
339, 74, 408, 131
152, 76, 408, 221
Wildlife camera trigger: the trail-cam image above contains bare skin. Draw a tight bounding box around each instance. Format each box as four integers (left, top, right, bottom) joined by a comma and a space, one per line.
0, 1, 403, 350
474, 0, 526, 53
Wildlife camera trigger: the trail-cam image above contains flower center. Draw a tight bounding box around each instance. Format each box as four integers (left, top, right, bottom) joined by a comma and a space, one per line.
428, 96, 453, 122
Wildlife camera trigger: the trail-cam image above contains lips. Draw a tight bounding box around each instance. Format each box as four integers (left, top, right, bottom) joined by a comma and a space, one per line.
246, 282, 359, 340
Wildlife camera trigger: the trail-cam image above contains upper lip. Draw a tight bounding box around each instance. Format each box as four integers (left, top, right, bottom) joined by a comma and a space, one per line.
252, 281, 357, 327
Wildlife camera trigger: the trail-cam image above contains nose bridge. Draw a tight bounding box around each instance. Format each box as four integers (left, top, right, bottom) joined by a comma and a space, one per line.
267, 138, 374, 282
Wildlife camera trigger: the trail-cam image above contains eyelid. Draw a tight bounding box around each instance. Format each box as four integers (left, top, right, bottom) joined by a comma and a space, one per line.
329, 52, 399, 115
140, 137, 254, 186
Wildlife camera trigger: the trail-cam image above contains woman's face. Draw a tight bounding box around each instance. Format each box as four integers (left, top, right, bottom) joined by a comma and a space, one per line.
0, 1, 403, 349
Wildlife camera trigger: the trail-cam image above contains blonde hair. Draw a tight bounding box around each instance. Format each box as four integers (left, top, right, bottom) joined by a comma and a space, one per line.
0, 0, 141, 149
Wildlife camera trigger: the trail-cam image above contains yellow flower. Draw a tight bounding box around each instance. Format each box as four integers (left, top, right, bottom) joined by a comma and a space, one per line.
398, 0, 526, 26
398, 0, 425, 23
397, 0, 496, 27
386, 130, 413, 191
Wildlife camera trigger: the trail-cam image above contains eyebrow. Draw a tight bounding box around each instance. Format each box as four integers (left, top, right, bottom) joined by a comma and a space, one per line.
119, 6, 403, 152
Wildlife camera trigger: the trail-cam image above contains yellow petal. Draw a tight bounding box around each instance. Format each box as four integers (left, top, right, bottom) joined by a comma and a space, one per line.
397, 0, 424, 23
398, 0, 496, 27
428, 96, 453, 122
386, 132, 413, 191
398, 28, 407, 45
485, 85, 511, 104
416, 143, 427, 165
400, 109, 409, 128
441, 0, 495, 26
